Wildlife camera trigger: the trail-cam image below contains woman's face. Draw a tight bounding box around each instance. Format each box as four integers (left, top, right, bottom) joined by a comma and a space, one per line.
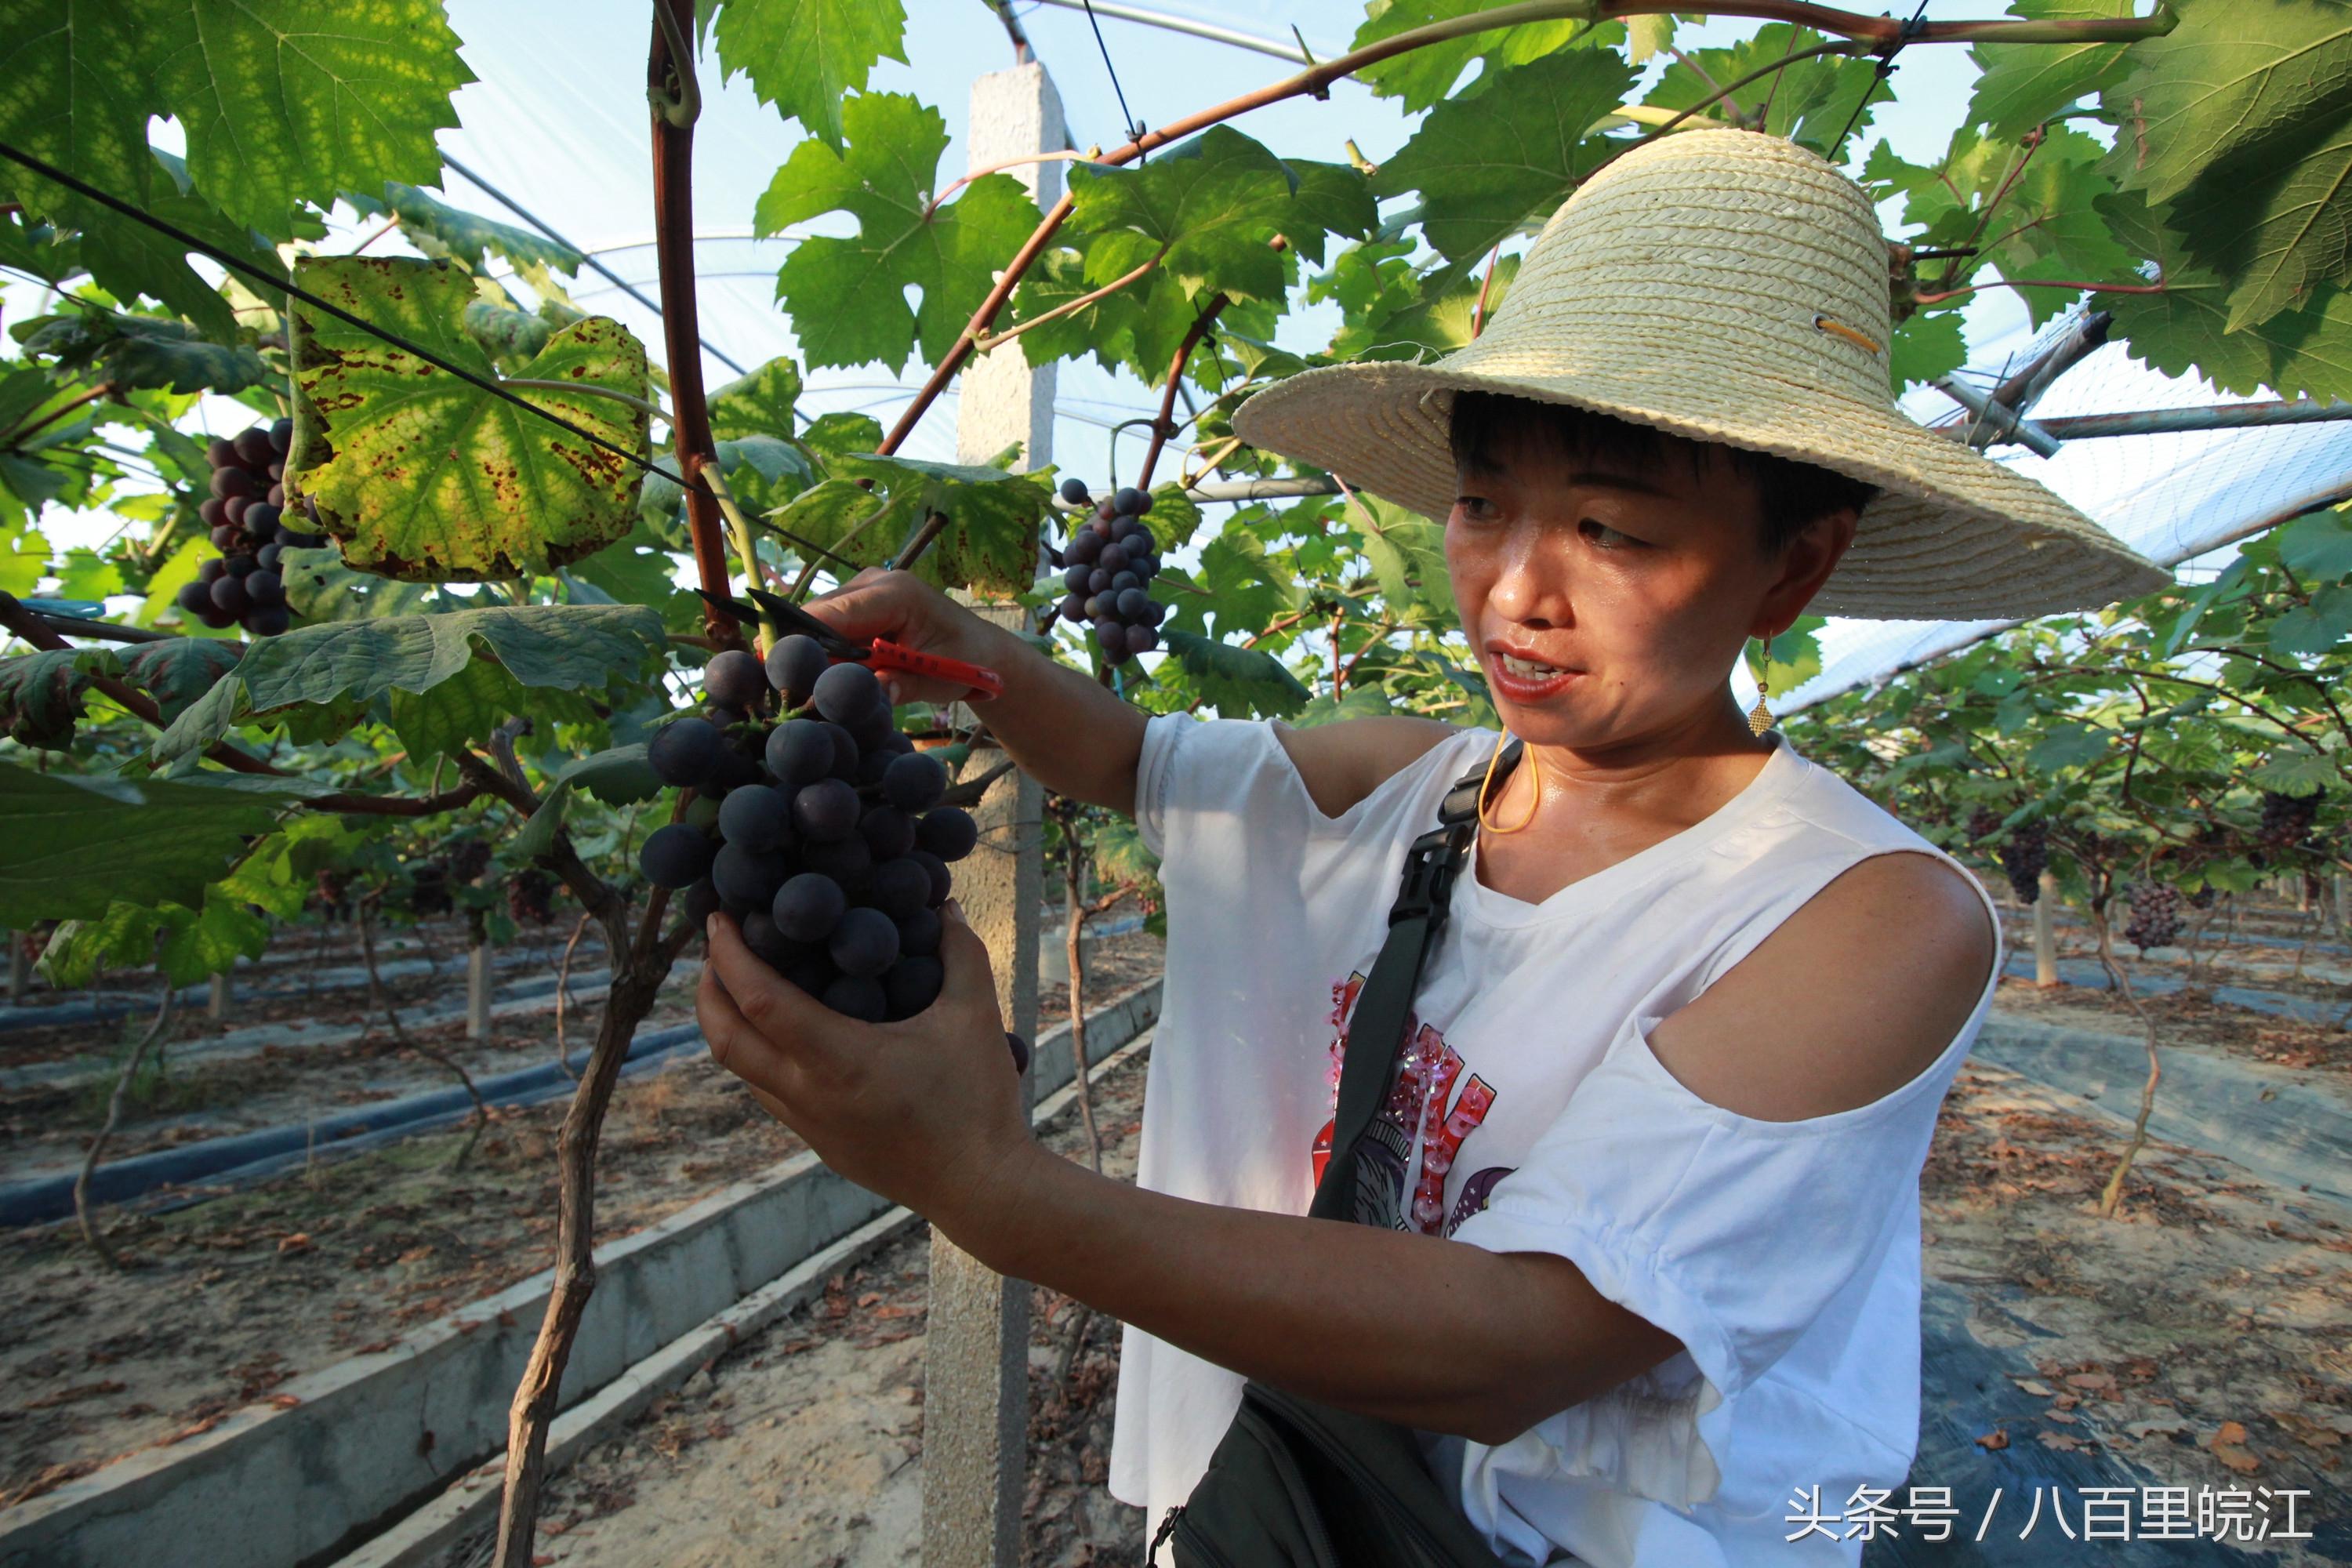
1446, 423, 1852, 753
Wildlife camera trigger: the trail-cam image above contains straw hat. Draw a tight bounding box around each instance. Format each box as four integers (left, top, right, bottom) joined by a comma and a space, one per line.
1232, 129, 2169, 619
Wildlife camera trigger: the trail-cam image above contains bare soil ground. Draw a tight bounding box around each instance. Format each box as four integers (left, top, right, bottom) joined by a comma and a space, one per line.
448, 1003, 2348, 1568
1923, 1061, 2350, 1551
0, 931, 1164, 1512
1991, 974, 2352, 1081
434, 1044, 1157, 1568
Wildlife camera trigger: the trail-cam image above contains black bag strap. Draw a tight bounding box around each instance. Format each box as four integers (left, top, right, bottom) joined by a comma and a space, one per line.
1308, 739, 1520, 1225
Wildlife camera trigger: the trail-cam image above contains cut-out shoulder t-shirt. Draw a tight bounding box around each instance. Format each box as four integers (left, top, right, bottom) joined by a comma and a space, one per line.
1106, 717, 2002, 1566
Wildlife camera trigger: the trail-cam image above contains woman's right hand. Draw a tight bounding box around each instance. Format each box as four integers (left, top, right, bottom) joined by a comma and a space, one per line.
802, 568, 1012, 706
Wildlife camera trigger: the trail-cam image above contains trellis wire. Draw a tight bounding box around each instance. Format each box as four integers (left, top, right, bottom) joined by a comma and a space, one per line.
0, 137, 858, 574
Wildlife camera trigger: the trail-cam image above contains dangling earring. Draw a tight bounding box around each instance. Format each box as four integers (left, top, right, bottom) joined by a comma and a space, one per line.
1747, 634, 1776, 737
1479, 730, 1541, 834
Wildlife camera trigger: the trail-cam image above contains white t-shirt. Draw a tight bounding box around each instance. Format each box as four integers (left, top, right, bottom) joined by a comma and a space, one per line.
1108, 717, 2002, 1566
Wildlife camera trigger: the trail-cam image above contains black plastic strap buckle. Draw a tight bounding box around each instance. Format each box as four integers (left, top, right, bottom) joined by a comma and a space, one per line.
1391, 822, 1473, 927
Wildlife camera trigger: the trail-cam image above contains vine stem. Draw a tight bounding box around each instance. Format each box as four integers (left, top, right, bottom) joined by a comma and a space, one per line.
1135, 234, 1289, 491
973, 242, 1168, 353
874, 0, 2172, 457
0, 379, 116, 449
73, 975, 174, 1270
501, 379, 666, 419
695, 455, 780, 647
488, 6, 721, 1563
923, 148, 1102, 222
644, 0, 737, 648
1915, 278, 2167, 304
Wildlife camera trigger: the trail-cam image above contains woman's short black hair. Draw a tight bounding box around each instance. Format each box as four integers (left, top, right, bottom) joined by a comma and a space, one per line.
1447, 390, 1880, 555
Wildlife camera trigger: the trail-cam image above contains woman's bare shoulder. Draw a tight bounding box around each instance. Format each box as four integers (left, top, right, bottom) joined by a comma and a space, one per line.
1272, 717, 1461, 820
1649, 851, 1997, 1123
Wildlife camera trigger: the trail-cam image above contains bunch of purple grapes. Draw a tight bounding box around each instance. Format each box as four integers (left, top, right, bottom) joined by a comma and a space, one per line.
636, 634, 978, 1025
507, 869, 557, 927
176, 419, 328, 637
2123, 884, 2182, 950
1051, 478, 1166, 665
1998, 819, 2049, 904
2258, 789, 2320, 851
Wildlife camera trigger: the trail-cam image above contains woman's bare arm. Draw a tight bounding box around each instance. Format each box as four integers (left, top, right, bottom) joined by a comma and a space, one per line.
805, 570, 1458, 822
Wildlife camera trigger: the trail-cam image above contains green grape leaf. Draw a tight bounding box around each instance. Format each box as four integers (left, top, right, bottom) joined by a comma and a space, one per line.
347, 182, 583, 275
563, 521, 695, 630
0, 764, 305, 924
710, 358, 804, 441
2275, 509, 2352, 581
1161, 630, 1310, 719
2102, 0, 2352, 326
1331, 253, 1518, 363
1968, 0, 2140, 137
755, 94, 1042, 372
2105, 0, 2352, 205
152, 604, 666, 763
0, 35, 271, 341
1145, 484, 1204, 554
1373, 49, 1636, 262
14, 308, 270, 394
514, 742, 662, 857
158, 884, 270, 984
1890, 309, 1968, 389
1348, 0, 1595, 114
1293, 684, 1399, 728
462, 300, 554, 366
1352, 495, 1452, 615
1067, 129, 1300, 303
1194, 529, 1301, 635
273, 545, 448, 622
824, 454, 1053, 594
710, 0, 907, 153
801, 412, 884, 461
2249, 749, 2338, 795
2095, 192, 2352, 403
2025, 720, 2114, 772
143, 0, 471, 243
389, 657, 528, 760
0, 644, 118, 741
1646, 27, 1886, 156
1972, 130, 2137, 327
2266, 583, 2352, 652
287, 256, 652, 581
1087, 814, 1161, 891
1280, 159, 1379, 268
2161, 116, 2352, 329
122, 637, 242, 723
1008, 252, 1202, 381
39, 901, 167, 987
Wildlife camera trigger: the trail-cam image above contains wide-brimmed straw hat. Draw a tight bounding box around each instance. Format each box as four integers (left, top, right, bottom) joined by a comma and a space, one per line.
1232, 129, 2169, 620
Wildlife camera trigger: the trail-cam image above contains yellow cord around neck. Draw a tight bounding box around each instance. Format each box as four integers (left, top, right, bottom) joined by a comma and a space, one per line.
1478, 730, 1540, 835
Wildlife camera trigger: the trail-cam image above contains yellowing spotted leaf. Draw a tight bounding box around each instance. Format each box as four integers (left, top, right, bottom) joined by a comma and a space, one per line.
286, 256, 651, 582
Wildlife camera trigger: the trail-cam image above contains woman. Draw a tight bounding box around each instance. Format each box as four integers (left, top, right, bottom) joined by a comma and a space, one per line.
695, 132, 2165, 1563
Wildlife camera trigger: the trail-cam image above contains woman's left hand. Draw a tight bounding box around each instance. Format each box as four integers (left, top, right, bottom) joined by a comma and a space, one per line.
695, 902, 1036, 1227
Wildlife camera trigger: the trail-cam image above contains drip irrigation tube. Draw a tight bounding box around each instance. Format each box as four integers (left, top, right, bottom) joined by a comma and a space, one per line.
0, 1022, 703, 1227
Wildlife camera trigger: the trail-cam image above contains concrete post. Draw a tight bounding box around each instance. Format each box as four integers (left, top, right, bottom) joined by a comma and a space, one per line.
466, 940, 492, 1040
921, 60, 1062, 1568
2335, 873, 2348, 938
2034, 871, 2059, 986
207, 971, 231, 1022
8, 935, 27, 1002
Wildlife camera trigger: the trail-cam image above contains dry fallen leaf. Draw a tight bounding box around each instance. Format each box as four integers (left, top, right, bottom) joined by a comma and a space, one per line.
2013, 1378, 2056, 1397
2065, 1371, 2117, 1393
2210, 1423, 2261, 1474
2038, 1432, 2083, 1452
1976, 1428, 2010, 1451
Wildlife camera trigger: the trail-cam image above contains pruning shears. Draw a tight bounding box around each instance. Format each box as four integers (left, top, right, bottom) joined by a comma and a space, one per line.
696, 586, 1006, 701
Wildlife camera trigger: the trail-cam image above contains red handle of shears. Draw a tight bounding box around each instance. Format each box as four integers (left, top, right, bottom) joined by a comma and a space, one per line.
865, 637, 1004, 700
